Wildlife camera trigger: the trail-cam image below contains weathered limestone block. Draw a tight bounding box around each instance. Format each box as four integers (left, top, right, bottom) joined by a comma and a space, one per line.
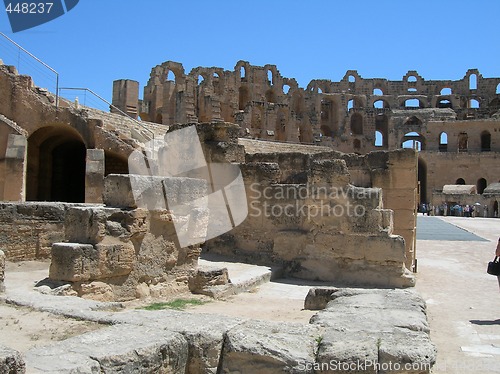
49, 242, 135, 282
49, 243, 98, 282
25, 325, 188, 373
103, 174, 163, 209
64, 206, 119, 245
0, 249, 4, 292
310, 289, 436, 374
309, 158, 351, 186
104, 174, 209, 212
114, 310, 244, 374
316, 330, 379, 374
221, 320, 322, 373
85, 149, 105, 204
0, 345, 25, 373
188, 266, 229, 294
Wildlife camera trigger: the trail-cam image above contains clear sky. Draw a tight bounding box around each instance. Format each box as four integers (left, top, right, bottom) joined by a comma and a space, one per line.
0, 0, 499, 108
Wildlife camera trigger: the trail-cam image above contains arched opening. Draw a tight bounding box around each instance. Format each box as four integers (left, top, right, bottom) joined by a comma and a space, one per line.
469, 99, 480, 108
239, 86, 249, 110
408, 76, 417, 82
105, 152, 129, 176
440, 88, 452, 95
437, 99, 452, 109
375, 114, 389, 148
375, 131, 383, 147
212, 72, 222, 95
320, 99, 338, 137
27, 126, 86, 203
497, 83, 500, 94
477, 178, 487, 194
240, 66, 247, 80
348, 99, 354, 110
197, 75, 204, 86
458, 132, 468, 152
469, 74, 477, 90
408, 88, 417, 93
402, 132, 425, 151
155, 113, 163, 124
439, 132, 448, 152
456, 178, 466, 185
374, 99, 390, 109
292, 92, 304, 117
373, 88, 383, 96
481, 131, 491, 151
275, 112, 286, 141
350, 113, 363, 135
283, 84, 290, 94
418, 158, 427, 204
298, 123, 312, 143
166, 70, 175, 82
267, 70, 273, 85
348, 75, 356, 83
405, 99, 422, 108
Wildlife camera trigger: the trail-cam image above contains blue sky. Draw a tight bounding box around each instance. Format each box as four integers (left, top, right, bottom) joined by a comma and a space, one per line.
0, 0, 499, 107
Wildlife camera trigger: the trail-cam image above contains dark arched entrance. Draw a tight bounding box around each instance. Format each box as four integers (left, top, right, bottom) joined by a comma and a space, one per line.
27, 126, 86, 203
418, 158, 427, 204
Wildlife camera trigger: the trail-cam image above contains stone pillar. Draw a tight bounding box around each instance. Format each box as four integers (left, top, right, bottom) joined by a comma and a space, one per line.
111, 79, 139, 119
85, 149, 105, 204
1, 134, 27, 202
0, 249, 5, 292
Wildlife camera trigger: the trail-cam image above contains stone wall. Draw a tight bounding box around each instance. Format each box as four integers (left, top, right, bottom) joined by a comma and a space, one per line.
204, 148, 415, 288
47, 175, 204, 301
0, 202, 69, 260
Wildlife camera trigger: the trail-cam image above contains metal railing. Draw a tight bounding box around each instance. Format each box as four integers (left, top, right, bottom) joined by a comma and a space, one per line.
59, 87, 154, 141
0, 32, 59, 107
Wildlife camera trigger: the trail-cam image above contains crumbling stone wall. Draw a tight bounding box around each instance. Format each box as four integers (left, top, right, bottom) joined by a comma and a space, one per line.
122, 61, 500, 155
0, 202, 68, 260
48, 175, 203, 301
187, 124, 418, 287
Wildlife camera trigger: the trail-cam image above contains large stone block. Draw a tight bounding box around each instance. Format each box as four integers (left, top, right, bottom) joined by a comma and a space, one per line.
64, 206, 118, 245
222, 320, 321, 373
25, 325, 188, 373
49, 243, 99, 282
95, 243, 135, 278
310, 288, 435, 374
50, 242, 135, 283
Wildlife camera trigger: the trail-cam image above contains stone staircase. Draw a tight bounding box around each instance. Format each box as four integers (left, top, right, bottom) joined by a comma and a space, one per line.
84, 107, 169, 145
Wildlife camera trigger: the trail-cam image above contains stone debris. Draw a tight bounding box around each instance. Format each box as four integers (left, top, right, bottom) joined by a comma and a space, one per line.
0, 345, 25, 374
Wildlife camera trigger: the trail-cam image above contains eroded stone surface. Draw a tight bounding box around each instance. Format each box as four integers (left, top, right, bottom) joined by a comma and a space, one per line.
310, 288, 436, 374
0, 345, 25, 374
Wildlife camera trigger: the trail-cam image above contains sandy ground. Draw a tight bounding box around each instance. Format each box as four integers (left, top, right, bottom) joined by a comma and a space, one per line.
0, 302, 100, 353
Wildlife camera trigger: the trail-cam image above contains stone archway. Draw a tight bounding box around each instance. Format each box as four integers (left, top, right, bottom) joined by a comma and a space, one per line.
26, 126, 86, 203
